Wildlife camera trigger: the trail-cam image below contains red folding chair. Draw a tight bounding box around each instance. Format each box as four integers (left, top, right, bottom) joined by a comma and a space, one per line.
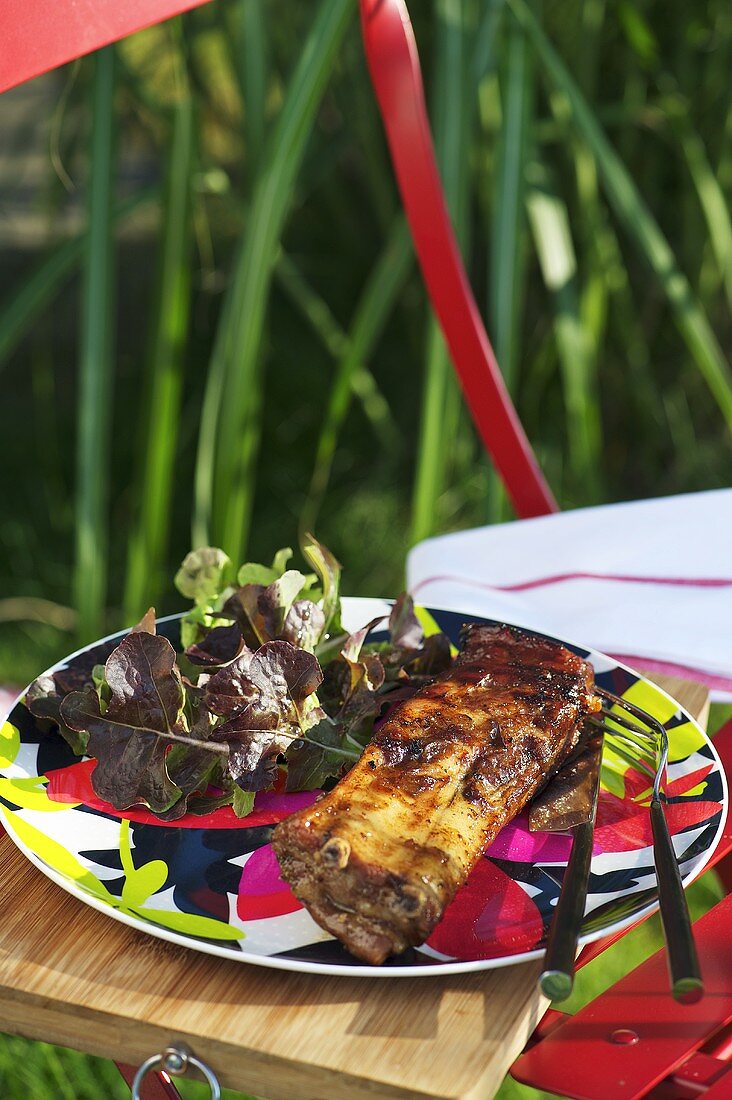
3, 1, 732, 1097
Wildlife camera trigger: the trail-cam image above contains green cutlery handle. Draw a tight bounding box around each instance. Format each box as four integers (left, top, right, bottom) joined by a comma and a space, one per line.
539, 820, 594, 1002
651, 797, 704, 1004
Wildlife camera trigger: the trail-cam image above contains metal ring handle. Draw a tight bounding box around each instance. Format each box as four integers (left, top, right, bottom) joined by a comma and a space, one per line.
131, 1043, 221, 1100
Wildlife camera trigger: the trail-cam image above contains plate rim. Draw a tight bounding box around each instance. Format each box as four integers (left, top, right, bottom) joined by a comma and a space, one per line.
0, 600, 727, 979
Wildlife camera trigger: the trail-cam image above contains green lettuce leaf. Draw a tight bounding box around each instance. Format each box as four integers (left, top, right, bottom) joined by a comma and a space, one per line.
237, 545, 292, 587
232, 785, 256, 818
301, 532, 342, 636
285, 716, 355, 791
175, 547, 233, 604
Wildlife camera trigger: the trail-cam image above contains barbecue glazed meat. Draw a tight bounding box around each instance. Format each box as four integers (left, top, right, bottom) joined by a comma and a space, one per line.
272, 624, 601, 964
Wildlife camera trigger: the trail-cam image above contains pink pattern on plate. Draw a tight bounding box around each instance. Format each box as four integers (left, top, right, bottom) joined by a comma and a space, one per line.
485, 812, 573, 863
427, 859, 544, 960
237, 843, 302, 921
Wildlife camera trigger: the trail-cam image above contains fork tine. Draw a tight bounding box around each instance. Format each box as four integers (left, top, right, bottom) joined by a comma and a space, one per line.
596, 686, 669, 801
588, 717, 656, 778
598, 707, 654, 742
597, 711, 657, 757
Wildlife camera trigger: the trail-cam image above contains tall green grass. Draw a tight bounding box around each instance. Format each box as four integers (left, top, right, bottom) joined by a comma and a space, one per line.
302, 214, 412, 534
275, 250, 399, 449
489, 4, 532, 396
238, 0, 268, 176
201, 0, 353, 565
526, 158, 602, 499
0, 0, 729, 647
123, 70, 195, 620
73, 46, 117, 643
509, 0, 732, 431
411, 0, 473, 545
484, 2, 534, 521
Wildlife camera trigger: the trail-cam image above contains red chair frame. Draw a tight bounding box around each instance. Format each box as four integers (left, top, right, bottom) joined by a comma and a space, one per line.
359, 0, 557, 520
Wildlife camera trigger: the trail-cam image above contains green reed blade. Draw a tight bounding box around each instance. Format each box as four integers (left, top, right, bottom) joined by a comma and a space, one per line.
526, 158, 602, 501
484, 2, 535, 522
274, 250, 398, 447
197, 0, 353, 564
192, 263, 235, 550
239, 0, 268, 174
489, 10, 533, 394
123, 88, 195, 621
575, 0, 606, 97
674, 113, 732, 310
73, 46, 116, 644
573, 141, 609, 373
0, 190, 156, 376
509, 0, 732, 431
717, 104, 732, 193
571, 0, 608, 442
549, 84, 664, 454
411, 0, 473, 546
472, 0, 506, 84
302, 216, 413, 536
1, 241, 79, 374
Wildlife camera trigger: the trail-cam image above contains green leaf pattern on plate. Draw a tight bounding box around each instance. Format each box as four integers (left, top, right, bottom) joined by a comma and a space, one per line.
0, 721, 20, 768
0, 804, 243, 943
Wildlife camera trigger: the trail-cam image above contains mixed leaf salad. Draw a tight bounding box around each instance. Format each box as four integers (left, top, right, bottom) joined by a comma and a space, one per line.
27, 534, 453, 820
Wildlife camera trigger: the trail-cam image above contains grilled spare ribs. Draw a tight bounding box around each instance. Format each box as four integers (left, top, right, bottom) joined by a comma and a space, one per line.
272, 624, 602, 964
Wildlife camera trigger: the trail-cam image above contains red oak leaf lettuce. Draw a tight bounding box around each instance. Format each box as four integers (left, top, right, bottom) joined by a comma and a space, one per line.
222, 569, 308, 647
60, 631, 221, 813
204, 640, 324, 791
388, 592, 424, 650
185, 622, 245, 667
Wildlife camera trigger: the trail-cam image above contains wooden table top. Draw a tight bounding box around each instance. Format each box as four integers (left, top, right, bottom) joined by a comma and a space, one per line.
0, 674, 710, 1100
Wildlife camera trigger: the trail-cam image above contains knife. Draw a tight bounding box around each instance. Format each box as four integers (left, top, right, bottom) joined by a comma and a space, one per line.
529, 730, 604, 1002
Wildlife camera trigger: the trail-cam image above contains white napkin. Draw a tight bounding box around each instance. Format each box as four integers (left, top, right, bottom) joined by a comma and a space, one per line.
407, 489, 732, 701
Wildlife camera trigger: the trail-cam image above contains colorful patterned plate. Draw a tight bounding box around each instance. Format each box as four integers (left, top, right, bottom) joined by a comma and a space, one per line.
0, 599, 726, 977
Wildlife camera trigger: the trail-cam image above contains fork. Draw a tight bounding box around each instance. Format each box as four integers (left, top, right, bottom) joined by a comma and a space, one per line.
590, 687, 704, 1004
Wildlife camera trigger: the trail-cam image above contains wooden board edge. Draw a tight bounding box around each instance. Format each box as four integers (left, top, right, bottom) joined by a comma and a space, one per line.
0, 985, 476, 1100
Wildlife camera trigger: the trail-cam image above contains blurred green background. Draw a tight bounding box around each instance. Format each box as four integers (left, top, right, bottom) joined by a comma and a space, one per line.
0, 0, 730, 1096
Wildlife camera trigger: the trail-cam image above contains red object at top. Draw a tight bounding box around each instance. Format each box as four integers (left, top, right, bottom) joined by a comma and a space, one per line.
359, 0, 557, 519
0, 0, 212, 94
